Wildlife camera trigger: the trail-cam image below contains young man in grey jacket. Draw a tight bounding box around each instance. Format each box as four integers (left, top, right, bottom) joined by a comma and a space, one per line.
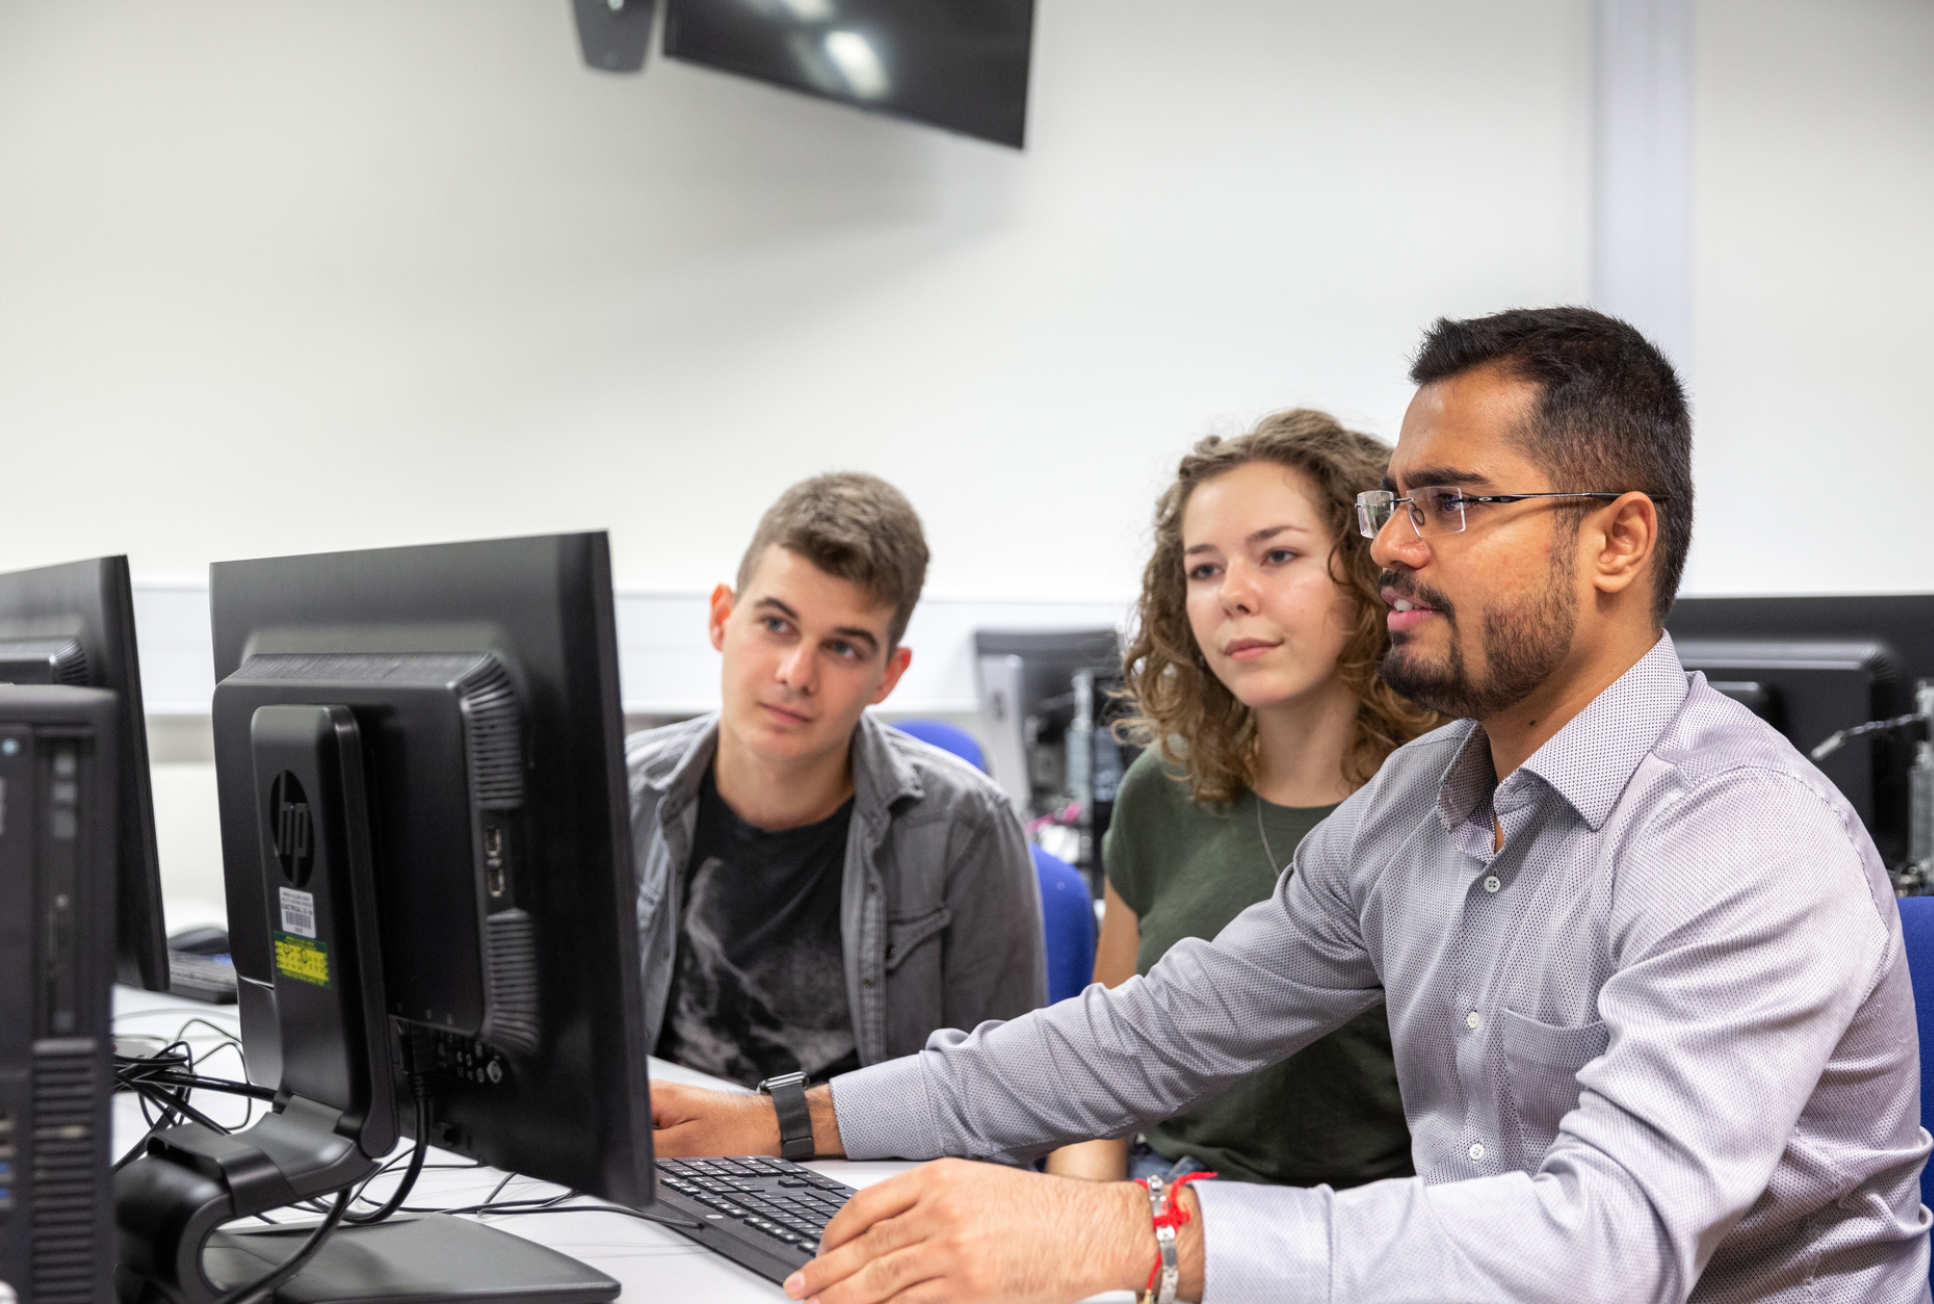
627, 472, 1045, 1092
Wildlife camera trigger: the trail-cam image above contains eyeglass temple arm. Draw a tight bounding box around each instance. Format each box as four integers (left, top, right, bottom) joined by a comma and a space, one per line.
1469, 491, 1669, 505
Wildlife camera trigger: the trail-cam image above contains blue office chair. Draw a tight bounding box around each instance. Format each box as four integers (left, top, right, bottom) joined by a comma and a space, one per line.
1031, 843, 1098, 1003
892, 718, 988, 774
893, 719, 1098, 1003
1897, 895, 1934, 1225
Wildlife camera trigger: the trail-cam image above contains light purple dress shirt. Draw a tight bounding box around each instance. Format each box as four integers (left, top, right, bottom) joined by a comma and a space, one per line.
830, 635, 1932, 1302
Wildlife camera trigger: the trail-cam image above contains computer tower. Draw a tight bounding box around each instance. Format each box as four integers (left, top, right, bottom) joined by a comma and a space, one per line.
0, 687, 118, 1304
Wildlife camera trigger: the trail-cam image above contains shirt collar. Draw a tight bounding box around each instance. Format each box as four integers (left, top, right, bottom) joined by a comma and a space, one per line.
1434, 633, 1690, 833
1519, 633, 1689, 829
1434, 722, 1496, 832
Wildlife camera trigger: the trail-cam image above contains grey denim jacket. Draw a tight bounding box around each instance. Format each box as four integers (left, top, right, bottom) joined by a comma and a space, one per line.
626, 711, 1046, 1068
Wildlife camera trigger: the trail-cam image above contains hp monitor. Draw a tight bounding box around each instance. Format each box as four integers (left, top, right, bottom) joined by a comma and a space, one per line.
114, 533, 653, 1304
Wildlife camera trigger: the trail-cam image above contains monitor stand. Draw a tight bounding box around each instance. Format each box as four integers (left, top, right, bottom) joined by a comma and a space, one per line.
204, 1215, 618, 1304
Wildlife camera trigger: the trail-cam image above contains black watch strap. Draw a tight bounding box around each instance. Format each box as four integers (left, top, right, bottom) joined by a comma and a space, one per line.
757, 1071, 814, 1161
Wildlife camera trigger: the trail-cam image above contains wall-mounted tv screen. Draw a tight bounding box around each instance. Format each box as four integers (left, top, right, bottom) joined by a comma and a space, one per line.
663, 0, 1035, 149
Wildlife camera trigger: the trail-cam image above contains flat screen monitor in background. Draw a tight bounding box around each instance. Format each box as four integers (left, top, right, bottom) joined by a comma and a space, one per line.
664, 0, 1036, 148
115, 533, 653, 1304
973, 627, 1130, 883
0, 556, 168, 990
1667, 593, 1934, 888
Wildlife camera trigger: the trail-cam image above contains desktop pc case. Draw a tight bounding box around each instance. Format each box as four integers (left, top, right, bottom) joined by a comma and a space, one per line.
0, 687, 118, 1304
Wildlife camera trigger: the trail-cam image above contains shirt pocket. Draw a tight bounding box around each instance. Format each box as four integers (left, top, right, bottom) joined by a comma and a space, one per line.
885, 905, 952, 973
1499, 1007, 1609, 1143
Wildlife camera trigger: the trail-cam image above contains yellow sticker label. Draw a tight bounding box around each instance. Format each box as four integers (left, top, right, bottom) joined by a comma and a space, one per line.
274, 932, 331, 987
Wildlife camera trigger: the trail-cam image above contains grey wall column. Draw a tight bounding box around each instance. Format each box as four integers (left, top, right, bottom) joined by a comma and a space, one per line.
1592, 0, 1694, 376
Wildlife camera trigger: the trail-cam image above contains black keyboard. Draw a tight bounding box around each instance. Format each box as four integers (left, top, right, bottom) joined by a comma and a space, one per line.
650, 1156, 856, 1284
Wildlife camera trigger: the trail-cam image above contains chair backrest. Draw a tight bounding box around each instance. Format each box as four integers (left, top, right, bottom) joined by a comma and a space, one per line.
893, 720, 1096, 1004
892, 719, 988, 774
1032, 843, 1097, 1004
1897, 895, 1934, 1222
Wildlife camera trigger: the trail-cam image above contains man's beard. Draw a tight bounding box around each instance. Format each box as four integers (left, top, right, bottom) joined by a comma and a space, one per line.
1376, 551, 1578, 720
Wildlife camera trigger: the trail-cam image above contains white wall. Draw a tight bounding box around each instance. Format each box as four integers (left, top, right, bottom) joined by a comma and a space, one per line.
0, 0, 1592, 604
1687, 0, 1934, 597
3, 1, 1928, 917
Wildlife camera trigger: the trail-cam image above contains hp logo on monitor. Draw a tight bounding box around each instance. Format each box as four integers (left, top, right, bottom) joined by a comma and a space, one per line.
270, 771, 315, 886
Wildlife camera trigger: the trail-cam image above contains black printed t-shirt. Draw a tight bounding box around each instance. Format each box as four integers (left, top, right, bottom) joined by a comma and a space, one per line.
654, 767, 862, 1088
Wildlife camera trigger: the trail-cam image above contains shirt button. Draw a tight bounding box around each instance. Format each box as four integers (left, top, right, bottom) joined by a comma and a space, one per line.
1482, 875, 1501, 894
1465, 1010, 1482, 1031
1468, 1142, 1486, 1162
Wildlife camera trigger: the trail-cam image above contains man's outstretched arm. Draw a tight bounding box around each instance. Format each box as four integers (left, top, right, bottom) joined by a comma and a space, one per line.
651, 1080, 1208, 1303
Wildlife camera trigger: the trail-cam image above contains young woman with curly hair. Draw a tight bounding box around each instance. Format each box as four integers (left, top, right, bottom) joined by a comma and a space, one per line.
1047, 408, 1443, 1186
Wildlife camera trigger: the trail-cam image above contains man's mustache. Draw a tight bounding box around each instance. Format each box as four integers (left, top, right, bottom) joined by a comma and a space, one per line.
1379, 571, 1455, 620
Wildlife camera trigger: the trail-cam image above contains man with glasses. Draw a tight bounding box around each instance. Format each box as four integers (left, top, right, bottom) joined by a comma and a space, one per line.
651, 307, 1930, 1304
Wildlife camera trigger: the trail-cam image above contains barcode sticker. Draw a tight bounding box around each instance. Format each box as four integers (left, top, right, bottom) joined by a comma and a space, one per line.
278, 886, 317, 939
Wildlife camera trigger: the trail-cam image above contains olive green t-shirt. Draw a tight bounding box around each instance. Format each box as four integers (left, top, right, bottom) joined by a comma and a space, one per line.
1103, 750, 1413, 1187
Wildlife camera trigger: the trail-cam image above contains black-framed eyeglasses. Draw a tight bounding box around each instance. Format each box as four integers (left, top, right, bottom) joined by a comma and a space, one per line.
1355, 487, 1668, 540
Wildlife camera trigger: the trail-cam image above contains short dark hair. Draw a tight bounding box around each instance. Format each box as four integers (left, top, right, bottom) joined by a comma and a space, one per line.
737, 472, 930, 648
1410, 307, 1692, 627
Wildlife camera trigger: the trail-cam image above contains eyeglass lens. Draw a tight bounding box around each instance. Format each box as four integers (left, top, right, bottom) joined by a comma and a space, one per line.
1355, 489, 1465, 539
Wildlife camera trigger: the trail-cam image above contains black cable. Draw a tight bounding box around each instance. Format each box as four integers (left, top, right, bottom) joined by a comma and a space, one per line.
115, 1039, 195, 1083
129, 1083, 229, 1137
473, 1196, 704, 1231
113, 1134, 155, 1172
344, 1087, 429, 1224
1812, 711, 1929, 760
290, 1157, 485, 1218
173, 1015, 246, 1047
114, 1041, 193, 1069
140, 1071, 277, 1101
209, 1187, 353, 1304
269, 1168, 704, 1231
478, 1170, 518, 1208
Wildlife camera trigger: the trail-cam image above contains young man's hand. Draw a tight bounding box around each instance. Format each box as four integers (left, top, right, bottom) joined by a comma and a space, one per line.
650, 1081, 782, 1157
782, 1158, 1203, 1304
651, 1080, 846, 1158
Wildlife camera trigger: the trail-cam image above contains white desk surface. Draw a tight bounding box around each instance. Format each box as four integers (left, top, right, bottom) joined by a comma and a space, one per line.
113, 989, 1132, 1303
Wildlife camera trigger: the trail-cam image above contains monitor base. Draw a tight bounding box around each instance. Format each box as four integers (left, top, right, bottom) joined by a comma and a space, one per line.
203, 1214, 618, 1304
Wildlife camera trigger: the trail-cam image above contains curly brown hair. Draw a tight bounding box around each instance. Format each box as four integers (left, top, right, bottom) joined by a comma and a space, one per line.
1119, 409, 1445, 805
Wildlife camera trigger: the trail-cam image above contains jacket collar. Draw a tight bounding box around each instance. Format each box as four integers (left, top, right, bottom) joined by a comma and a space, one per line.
640, 710, 925, 823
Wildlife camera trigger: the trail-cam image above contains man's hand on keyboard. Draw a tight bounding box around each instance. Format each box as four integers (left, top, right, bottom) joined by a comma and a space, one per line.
783, 1157, 1201, 1304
